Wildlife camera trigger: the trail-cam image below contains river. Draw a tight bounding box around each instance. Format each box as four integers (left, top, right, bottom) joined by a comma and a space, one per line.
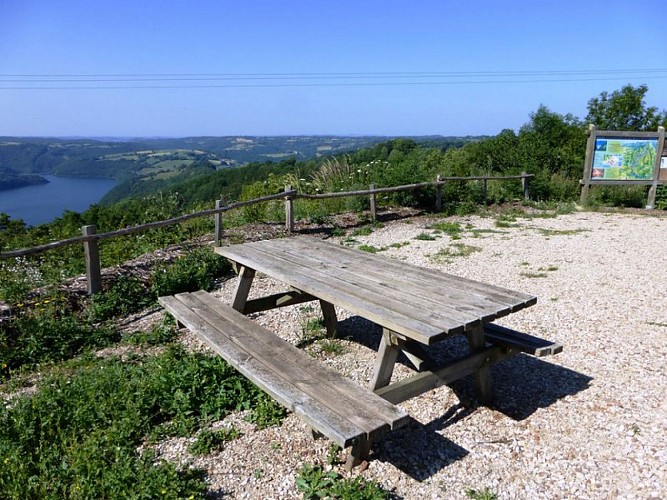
0, 175, 118, 226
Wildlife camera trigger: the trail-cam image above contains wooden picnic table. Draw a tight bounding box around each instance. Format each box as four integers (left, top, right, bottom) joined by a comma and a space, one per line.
214, 236, 549, 406
160, 235, 561, 469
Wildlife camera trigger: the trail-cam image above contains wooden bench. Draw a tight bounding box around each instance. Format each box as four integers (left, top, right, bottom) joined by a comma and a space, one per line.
483, 323, 563, 357
158, 290, 409, 470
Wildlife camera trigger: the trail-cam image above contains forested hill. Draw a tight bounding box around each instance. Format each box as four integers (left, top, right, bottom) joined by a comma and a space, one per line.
0, 135, 474, 194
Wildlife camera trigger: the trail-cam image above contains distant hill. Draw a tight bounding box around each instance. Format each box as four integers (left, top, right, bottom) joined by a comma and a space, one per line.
0, 135, 479, 198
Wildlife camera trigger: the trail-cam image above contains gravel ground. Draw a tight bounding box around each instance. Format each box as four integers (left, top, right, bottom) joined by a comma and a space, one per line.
154, 209, 667, 499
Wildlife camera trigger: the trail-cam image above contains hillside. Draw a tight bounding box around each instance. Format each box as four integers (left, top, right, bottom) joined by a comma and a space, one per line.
0, 136, 474, 198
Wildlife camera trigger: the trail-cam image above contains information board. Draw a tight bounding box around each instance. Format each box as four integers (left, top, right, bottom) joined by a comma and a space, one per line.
591, 137, 658, 181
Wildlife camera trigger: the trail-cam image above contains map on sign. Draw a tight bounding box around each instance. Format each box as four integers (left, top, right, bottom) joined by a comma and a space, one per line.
591, 138, 658, 181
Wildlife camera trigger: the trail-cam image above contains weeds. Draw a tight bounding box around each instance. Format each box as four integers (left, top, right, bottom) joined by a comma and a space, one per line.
296, 463, 390, 499
427, 221, 462, 239
151, 247, 231, 297
465, 486, 498, 500
414, 232, 437, 241
433, 243, 482, 261
0, 345, 264, 498
188, 426, 241, 455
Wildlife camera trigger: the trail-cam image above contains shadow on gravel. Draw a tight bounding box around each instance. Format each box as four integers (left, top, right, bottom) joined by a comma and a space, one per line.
372, 406, 471, 481
338, 316, 593, 478
339, 315, 592, 422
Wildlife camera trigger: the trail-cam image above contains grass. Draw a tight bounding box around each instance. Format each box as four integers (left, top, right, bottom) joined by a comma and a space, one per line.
465, 486, 498, 500
414, 232, 437, 241
427, 221, 462, 239
295, 463, 390, 499
535, 228, 589, 237
188, 426, 241, 455
520, 265, 558, 278
358, 244, 383, 253
0, 343, 287, 498
433, 243, 482, 261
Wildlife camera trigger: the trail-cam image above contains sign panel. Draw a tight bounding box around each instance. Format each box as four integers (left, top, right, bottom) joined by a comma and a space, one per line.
591, 137, 658, 181
660, 156, 667, 181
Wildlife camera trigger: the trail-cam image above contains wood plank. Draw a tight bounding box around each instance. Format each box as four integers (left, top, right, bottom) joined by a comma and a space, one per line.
374, 346, 507, 404
242, 289, 316, 314
190, 291, 409, 429
217, 243, 466, 344
176, 293, 390, 438
484, 323, 563, 357
255, 239, 489, 328
278, 237, 531, 316
261, 237, 536, 311
232, 265, 255, 312
467, 324, 493, 406
369, 329, 401, 391
158, 295, 363, 447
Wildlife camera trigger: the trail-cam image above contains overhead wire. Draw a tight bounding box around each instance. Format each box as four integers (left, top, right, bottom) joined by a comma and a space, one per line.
1, 68, 666, 90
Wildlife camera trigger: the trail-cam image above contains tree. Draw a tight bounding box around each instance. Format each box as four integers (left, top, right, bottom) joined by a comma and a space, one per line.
586, 84, 667, 131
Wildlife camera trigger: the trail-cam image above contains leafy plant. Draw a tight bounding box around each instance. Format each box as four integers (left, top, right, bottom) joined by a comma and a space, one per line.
88, 275, 154, 321
0, 345, 262, 498
1, 293, 120, 376
414, 232, 437, 241
295, 463, 390, 499
151, 247, 231, 297
245, 392, 288, 429
188, 426, 241, 455
465, 487, 498, 500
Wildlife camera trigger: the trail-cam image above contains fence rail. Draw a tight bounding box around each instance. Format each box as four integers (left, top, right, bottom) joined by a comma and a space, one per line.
1, 173, 533, 294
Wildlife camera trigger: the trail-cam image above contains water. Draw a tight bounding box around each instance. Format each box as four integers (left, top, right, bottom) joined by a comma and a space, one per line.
0, 175, 118, 226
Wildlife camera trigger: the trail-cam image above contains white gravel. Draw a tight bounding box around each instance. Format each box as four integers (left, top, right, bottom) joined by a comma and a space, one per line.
158, 209, 667, 499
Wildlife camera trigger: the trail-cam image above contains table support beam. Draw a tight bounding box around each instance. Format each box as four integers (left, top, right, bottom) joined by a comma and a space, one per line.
242, 289, 317, 314
319, 300, 338, 338
374, 346, 510, 404
345, 436, 372, 472
370, 329, 401, 391
231, 265, 256, 312
466, 324, 493, 406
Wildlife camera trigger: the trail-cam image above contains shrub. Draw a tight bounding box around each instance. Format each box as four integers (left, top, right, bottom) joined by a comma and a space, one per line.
0, 345, 278, 498
88, 275, 154, 322
1, 293, 120, 376
296, 463, 390, 499
151, 247, 231, 297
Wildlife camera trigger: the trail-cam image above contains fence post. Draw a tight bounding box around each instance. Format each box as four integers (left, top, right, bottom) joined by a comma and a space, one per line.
521, 171, 530, 200
435, 175, 444, 212
369, 184, 377, 221
82, 225, 102, 295
284, 185, 294, 234
646, 125, 665, 209
214, 199, 224, 246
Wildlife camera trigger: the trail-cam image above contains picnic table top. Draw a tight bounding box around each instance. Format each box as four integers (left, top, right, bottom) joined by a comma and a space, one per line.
215, 236, 537, 345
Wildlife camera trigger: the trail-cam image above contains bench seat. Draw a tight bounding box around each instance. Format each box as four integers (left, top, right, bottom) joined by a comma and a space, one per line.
158, 290, 409, 453
483, 323, 563, 357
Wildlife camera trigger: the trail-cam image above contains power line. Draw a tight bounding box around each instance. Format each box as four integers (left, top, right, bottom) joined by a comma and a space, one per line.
1, 68, 666, 90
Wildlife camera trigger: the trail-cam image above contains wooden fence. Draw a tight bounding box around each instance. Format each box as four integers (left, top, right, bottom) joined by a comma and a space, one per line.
0, 173, 533, 294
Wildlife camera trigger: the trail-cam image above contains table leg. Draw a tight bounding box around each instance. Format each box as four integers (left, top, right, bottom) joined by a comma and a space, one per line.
319, 300, 338, 338
369, 329, 400, 391
231, 265, 256, 312
344, 436, 371, 472
466, 324, 493, 406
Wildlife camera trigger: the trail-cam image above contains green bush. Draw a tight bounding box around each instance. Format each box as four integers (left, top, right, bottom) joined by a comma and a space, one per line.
88, 275, 154, 322
151, 247, 231, 297
0, 345, 276, 498
296, 463, 390, 499
1, 293, 120, 377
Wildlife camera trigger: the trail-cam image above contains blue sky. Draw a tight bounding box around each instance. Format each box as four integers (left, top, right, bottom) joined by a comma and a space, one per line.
1, 0, 666, 137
